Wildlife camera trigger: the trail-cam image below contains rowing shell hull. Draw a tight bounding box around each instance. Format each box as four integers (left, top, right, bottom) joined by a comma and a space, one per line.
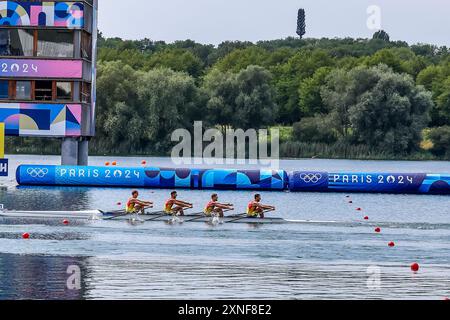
105, 214, 288, 224
0, 210, 291, 224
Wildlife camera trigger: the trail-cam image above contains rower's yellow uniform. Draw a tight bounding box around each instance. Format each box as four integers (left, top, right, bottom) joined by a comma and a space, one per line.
164, 199, 174, 215
126, 199, 137, 213
247, 201, 259, 217
204, 201, 215, 217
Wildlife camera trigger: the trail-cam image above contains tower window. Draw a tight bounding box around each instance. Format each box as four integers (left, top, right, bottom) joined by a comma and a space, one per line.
56, 82, 72, 101
37, 30, 74, 58
35, 80, 53, 101
0, 29, 34, 57
0, 80, 9, 99
16, 81, 32, 100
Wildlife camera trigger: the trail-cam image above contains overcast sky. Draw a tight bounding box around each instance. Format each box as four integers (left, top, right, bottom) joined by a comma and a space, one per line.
98, 0, 450, 47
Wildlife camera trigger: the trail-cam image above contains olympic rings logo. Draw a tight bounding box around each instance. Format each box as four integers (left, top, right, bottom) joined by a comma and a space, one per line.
27, 168, 49, 178
300, 173, 323, 184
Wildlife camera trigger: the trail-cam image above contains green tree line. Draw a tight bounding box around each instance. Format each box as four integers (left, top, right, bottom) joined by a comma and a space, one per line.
7, 33, 450, 159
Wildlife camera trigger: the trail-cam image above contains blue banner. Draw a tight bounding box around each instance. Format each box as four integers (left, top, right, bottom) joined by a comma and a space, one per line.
15, 165, 450, 195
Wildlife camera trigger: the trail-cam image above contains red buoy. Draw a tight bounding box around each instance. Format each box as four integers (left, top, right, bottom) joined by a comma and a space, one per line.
356, 208, 362, 211
117, 202, 122, 206
105, 162, 110, 166
375, 227, 381, 233
22, 233, 30, 239
63, 219, 69, 225
388, 242, 395, 247
141, 160, 147, 165
364, 216, 369, 220
411, 263, 420, 272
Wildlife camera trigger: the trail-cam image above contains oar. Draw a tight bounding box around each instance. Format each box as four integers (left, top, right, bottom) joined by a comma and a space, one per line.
145, 207, 193, 222
226, 209, 275, 224
103, 208, 158, 221
183, 209, 234, 223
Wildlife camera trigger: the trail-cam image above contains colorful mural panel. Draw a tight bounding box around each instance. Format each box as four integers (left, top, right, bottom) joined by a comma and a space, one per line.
0, 103, 81, 137
0, 59, 82, 78
0, 1, 84, 28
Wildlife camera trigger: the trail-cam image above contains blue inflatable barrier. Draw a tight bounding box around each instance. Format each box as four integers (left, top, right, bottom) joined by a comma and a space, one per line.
16, 165, 450, 195
288, 172, 450, 194
16, 165, 288, 191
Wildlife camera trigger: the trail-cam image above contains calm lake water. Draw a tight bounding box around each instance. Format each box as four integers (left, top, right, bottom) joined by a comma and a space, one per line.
0, 155, 449, 300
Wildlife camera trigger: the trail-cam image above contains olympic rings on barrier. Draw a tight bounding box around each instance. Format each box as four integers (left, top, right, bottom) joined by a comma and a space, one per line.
26, 168, 49, 178
299, 173, 323, 184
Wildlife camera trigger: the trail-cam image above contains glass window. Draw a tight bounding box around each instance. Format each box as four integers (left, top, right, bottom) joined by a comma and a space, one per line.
56, 82, 72, 101
35, 81, 53, 101
81, 82, 91, 103
0, 80, 9, 99
16, 81, 31, 100
0, 29, 34, 57
37, 30, 74, 58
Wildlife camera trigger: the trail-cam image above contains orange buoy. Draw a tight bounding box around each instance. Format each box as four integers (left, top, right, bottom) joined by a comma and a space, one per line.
112, 161, 117, 166
63, 219, 69, 225
105, 162, 110, 166
364, 216, 369, 220
388, 242, 395, 247
375, 227, 381, 233
411, 263, 420, 272
22, 233, 30, 239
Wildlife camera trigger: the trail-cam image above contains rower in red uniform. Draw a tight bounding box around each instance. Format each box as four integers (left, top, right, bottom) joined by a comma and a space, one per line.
164, 191, 193, 216
247, 194, 275, 219
204, 194, 234, 218
126, 190, 153, 214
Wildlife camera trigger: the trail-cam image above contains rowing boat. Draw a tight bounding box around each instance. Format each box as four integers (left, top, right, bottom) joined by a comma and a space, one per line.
0, 209, 331, 225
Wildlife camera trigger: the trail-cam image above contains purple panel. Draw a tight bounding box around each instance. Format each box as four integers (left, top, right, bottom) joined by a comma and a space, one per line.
0, 59, 82, 78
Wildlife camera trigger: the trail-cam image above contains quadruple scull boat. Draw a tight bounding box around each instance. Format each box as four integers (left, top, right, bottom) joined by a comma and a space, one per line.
0, 208, 333, 225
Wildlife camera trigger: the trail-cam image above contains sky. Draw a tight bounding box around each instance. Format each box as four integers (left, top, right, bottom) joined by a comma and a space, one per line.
98, 0, 450, 47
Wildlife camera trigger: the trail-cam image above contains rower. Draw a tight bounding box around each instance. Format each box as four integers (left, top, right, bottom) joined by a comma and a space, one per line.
164, 191, 193, 216
247, 194, 275, 219
204, 193, 234, 218
126, 190, 153, 214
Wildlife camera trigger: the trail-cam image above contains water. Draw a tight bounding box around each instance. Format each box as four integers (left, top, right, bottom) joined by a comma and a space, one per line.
0, 155, 449, 300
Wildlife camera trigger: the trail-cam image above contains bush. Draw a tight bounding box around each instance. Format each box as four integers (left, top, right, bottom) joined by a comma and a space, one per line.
292, 116, 337, 143
428, 126, 450, 158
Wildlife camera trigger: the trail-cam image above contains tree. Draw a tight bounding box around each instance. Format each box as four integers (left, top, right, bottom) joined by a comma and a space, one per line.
292, 116, 337, 143
274, 49, 335, 123
95, 61, 143, 152
296, 9, 306, 39
299, 67, 332, 117
213, 47, 270, 73
417, 62, 450, 126
321, 65, 433, 153
137, 68, 201, 153
428, 126, 450, 157
372, 30, 390, 42
202, 66, 277, 130
365, 48, 403, 73
234, 65, 278, 130
144, 48, 204, 77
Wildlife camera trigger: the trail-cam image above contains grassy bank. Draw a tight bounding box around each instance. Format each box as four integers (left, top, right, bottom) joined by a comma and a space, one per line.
5, 136, 447, 161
